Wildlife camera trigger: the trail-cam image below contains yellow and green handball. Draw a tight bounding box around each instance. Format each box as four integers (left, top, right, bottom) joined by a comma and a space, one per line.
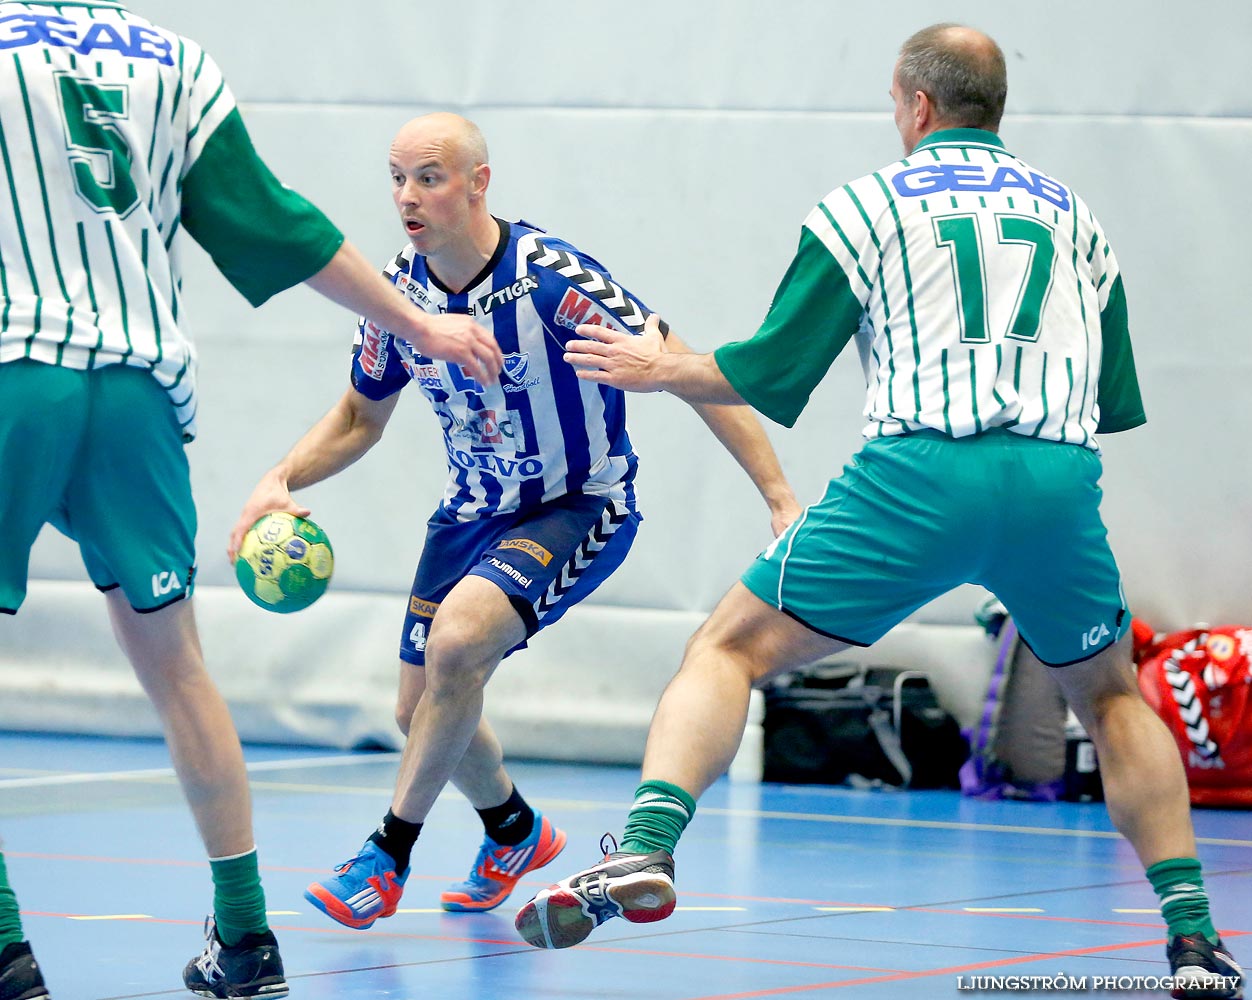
235, 511, 334, 613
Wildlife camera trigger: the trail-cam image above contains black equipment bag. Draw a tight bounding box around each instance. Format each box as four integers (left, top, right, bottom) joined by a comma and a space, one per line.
762, 664, 968, 788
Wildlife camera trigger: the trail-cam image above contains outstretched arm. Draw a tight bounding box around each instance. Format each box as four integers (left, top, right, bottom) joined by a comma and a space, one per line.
566, 314, 743, 403
306, 242, 503, 384
567, 317, 801, 536
228, 387, 400, 560
667, 333, 801, 537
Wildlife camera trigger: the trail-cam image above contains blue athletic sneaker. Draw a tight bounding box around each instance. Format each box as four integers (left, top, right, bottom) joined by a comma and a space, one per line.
441, 812, 567, 912
304, 841, 409, 929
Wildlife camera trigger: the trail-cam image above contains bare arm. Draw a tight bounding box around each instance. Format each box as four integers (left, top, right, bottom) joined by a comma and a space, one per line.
305, 241, 503, 384
665, 333, 801, 536
227, 387, 400, 560
565, 314, 744, 403
568, 318, 802, 536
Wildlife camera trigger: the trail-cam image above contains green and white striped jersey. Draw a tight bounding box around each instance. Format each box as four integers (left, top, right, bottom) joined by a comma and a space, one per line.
0, 1, 343, 439
716, 128, 1144, 449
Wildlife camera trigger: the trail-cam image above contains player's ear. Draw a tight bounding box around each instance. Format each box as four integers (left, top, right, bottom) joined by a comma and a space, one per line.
470, 163, 491, 200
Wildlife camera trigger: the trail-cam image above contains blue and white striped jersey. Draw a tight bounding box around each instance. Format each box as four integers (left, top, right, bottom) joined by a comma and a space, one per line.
351, 218, 659, 521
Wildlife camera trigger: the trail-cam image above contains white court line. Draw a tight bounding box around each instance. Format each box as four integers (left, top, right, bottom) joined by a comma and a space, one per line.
0, 751, 401, 790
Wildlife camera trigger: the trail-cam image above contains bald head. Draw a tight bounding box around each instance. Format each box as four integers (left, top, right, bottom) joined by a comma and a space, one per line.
391, 112, 489, 177
896, 24, 1007, 132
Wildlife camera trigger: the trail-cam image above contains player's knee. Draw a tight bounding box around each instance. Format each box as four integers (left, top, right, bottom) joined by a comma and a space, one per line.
423, 626, 496, 696
683, 615, 769, 681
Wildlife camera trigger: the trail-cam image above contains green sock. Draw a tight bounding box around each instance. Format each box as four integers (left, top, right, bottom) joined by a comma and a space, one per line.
210, 849, 269, 946
0, 853, 24, 950
620, 780, 697, 855
1147, 857, 1219, 943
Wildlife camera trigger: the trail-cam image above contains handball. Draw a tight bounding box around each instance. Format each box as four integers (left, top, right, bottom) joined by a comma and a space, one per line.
235, 511, 334, 613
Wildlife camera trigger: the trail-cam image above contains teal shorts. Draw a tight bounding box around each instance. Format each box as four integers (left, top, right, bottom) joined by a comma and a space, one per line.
741, 430, 1127, 666
0, 360, 196, 614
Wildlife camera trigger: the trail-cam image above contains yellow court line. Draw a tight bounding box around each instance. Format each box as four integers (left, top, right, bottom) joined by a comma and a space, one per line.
964, 907, 1045, 913
1114, 908, 1161, 914
393, 908, 447, 914
265, 910, 301, 916
68, 914, 152, 921
815, 906, 896, 913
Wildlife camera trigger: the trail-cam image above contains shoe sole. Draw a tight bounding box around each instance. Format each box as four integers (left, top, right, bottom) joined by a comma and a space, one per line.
515, 873, 676, 949
441, 828, 569, 913
187, 983, 289, 1000
303, 883, 397, 930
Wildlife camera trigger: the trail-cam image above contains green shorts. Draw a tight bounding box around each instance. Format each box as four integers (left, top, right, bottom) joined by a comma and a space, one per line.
741, 430, 1127, 666
0, 360, 196, 614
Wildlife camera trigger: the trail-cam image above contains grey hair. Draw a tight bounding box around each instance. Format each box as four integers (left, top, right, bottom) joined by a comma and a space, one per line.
897, 23, 1007, 132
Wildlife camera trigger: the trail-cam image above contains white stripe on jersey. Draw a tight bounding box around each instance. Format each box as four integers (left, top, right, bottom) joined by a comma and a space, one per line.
0, 3, 235, 439
367, 226, 640, 521
817, 137, 1119, 449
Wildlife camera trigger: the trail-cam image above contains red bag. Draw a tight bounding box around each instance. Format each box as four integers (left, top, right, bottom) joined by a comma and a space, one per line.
1133, 620, 1252, 807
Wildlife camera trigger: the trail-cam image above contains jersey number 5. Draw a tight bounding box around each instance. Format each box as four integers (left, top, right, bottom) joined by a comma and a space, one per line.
54, 72, 140, 217
933, 213, 1057, 344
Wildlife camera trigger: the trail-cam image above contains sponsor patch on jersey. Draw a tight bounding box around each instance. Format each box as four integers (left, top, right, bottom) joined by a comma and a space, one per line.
501, 352, 542, 392
892, 163, 1071, 211
485, 557, 533, 589
396, 274, 435, 309
1, 16, 175, 64
498, 538, 553, 566
413, 363, 443, 391
478, 275, 539, 315
359, 321, 389, 380
554, 287, 627, 334
446, 447, 545, 480
409, 597, 439, 618
449, 408, 523, 448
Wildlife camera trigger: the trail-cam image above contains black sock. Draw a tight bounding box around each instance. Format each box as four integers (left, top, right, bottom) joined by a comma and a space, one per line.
368, 810, 422, 874
476, 785, 535, 847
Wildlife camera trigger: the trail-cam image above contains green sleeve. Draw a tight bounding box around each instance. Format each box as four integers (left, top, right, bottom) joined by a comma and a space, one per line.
1095, 274, 1146, 434
714, 227, 864, 427
180, 109, 345, 307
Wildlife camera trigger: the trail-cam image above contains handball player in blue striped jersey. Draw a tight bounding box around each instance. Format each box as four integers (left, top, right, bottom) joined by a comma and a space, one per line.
230, 112, 800, 929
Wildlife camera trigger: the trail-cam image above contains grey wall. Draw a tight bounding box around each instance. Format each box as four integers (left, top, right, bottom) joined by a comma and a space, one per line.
9, 1, 1252, 752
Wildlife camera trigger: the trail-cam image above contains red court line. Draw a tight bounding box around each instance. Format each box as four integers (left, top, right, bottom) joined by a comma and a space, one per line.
914, 906, 1251, 936
680, 936, 1169, 1000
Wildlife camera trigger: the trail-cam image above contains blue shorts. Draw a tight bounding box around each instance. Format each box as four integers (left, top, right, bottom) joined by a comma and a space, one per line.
399, 493, 640, 665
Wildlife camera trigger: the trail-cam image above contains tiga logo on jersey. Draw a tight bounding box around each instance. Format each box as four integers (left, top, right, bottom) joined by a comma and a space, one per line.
359, 321, 390, 380
478, 275, 539, 314
554, 287, 625, 333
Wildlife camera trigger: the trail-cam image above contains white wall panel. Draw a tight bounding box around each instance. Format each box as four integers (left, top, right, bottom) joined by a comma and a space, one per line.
7, 2, 1252, 759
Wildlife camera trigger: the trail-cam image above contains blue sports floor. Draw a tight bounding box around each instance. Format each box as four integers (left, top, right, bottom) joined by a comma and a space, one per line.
1, 732, 1248, 999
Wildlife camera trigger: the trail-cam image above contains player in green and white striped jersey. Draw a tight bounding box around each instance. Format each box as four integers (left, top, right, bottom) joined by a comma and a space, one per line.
0, 3, 502, 997
521, 24, 1243, 998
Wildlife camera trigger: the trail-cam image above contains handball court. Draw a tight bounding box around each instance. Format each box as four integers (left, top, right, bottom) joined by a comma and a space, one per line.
2, 732, 1249, 999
